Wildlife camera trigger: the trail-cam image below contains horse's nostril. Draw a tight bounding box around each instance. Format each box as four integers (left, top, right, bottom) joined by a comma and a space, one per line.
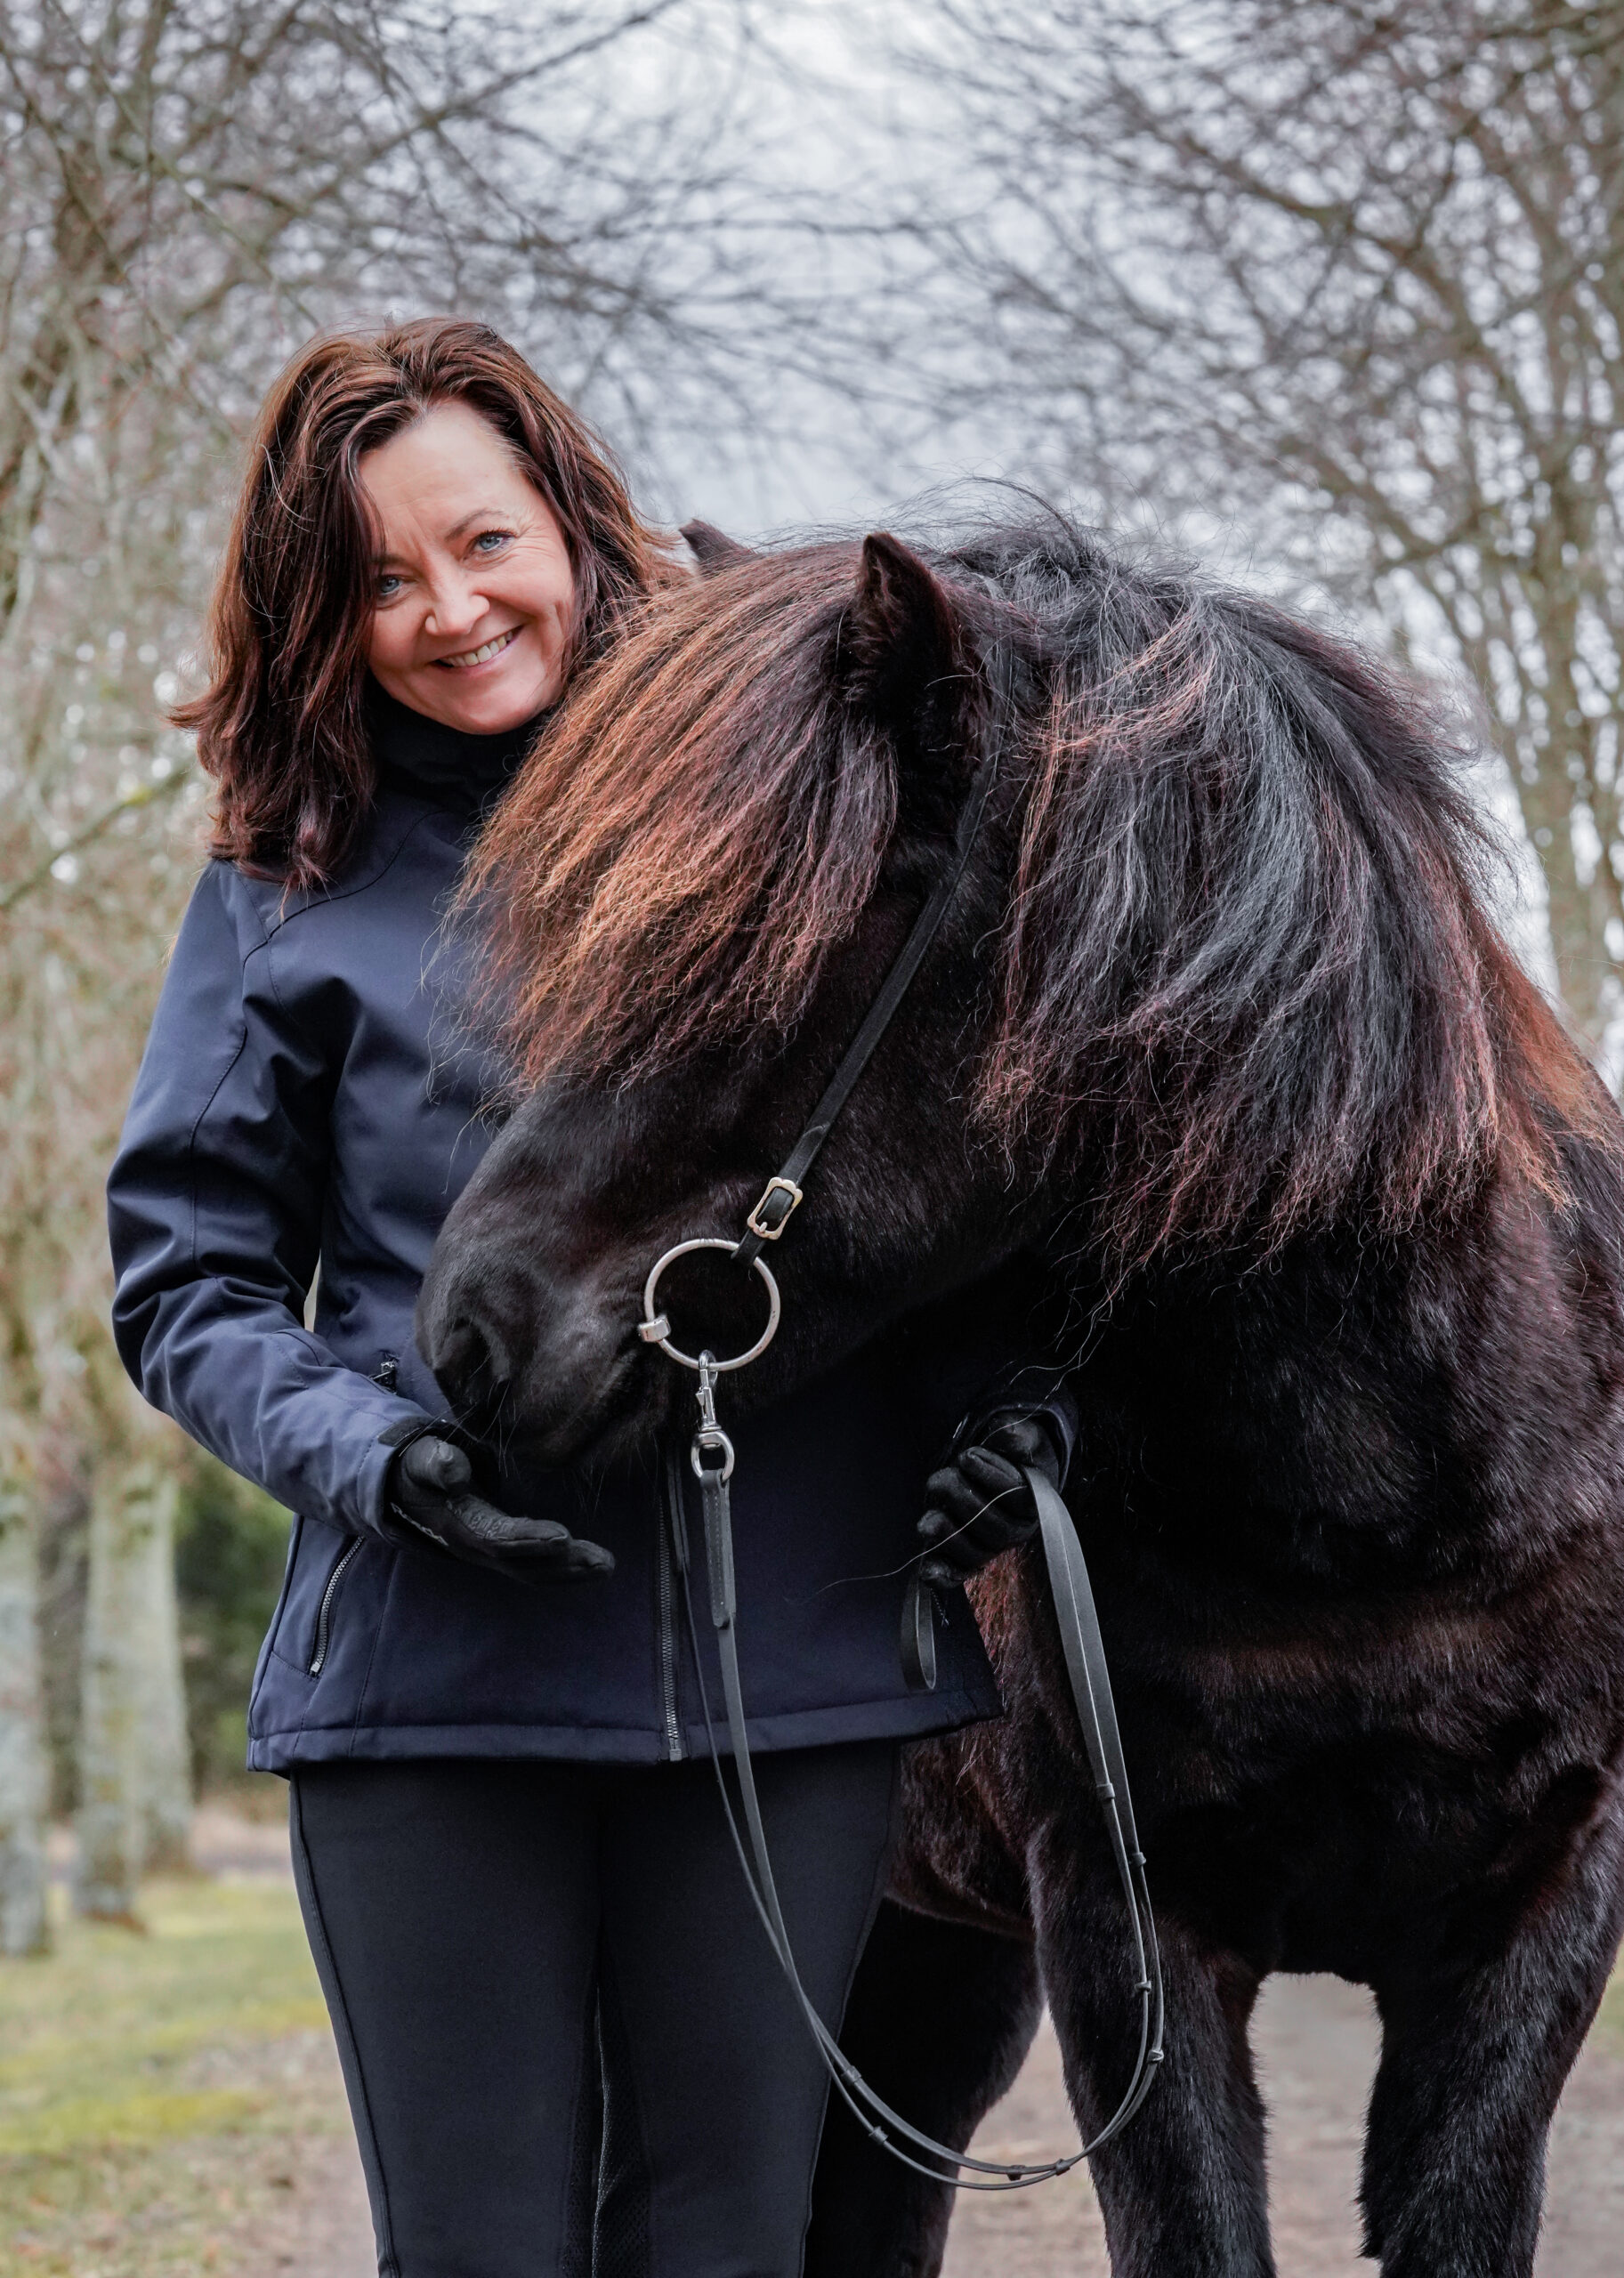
439, 1313, 513, 1402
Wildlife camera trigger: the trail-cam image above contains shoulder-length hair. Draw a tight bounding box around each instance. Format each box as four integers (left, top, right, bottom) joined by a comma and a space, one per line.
180, 319, 665, 889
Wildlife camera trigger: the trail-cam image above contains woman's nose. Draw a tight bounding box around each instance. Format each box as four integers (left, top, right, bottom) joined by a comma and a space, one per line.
424, 571, 489, 642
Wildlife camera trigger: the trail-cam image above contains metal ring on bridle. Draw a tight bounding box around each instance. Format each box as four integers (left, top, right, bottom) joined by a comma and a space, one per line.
639, 1238, 781, 1371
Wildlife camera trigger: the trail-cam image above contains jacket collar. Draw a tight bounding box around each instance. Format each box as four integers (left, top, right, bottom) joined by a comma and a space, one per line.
368, 680, 548, 822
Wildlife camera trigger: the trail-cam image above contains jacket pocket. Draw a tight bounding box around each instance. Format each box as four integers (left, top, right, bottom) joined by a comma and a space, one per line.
265, 1517, 364, 1674
308, 1538, 365, 1675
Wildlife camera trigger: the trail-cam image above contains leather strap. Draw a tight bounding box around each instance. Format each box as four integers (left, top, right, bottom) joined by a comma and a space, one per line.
1031, 1466, 1147, 1878
674, 1456, 1165, 2189
650, 634, 1164, 2187
731, 657, 1009, 1269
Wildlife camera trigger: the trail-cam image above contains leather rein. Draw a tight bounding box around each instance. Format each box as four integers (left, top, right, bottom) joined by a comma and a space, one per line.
636, 647, 1165, 2189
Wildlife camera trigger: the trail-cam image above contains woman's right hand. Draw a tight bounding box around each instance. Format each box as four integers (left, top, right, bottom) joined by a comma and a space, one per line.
385, 1434, 614, 1580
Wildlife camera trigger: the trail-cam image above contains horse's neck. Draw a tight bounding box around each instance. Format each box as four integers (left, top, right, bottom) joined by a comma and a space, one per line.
1057, 1205, 1526, 1591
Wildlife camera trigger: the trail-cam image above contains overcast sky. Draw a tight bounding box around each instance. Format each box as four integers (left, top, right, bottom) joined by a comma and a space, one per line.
582, 1, 1031, 540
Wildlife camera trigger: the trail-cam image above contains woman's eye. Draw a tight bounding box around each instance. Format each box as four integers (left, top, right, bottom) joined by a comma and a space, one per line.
473, 529, 513, 554
376, 571, 404, 600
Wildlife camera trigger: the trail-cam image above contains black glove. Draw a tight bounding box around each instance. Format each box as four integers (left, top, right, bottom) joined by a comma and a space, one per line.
385, 1434, 614, 1581
917, 1413, 1062, 1588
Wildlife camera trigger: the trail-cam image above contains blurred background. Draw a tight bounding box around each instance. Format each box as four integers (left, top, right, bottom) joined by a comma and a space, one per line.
4, 4, 1624, 2271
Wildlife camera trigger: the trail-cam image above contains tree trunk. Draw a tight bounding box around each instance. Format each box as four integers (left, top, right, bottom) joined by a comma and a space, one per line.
1519, 753, 1610, 1054
136, 1466, 192, 1873
0, 1466, 51, 1955
76, 1458, 190, 1919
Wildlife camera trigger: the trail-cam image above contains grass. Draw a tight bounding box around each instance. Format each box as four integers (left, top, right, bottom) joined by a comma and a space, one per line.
0, 1878, 353, 2277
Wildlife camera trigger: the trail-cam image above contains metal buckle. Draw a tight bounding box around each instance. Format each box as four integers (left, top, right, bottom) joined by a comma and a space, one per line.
745, 1175, 803, 1241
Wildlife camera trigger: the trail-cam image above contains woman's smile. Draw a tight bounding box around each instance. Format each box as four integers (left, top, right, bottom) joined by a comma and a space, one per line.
360, 397, 578, 734
435, 626, 521, 670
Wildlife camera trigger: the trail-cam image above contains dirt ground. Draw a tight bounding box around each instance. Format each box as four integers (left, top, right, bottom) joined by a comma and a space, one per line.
941, 1978, 1624, 2277
178, 1813, 1624, 2277
271, 1975, 1624, 2278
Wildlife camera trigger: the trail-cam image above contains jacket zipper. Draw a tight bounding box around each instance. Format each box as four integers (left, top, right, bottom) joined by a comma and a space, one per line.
310, 1539, 363, 1676
657, 1445, 688, 1762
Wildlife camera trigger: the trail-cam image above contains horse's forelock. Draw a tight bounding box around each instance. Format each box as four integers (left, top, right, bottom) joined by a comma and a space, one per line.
459, 545, 899, 1088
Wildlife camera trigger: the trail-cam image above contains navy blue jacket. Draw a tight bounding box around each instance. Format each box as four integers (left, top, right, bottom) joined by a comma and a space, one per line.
108, 765, 1067, 1772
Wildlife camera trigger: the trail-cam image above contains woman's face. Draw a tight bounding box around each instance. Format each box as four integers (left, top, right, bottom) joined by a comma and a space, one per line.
360, 398, 578, 734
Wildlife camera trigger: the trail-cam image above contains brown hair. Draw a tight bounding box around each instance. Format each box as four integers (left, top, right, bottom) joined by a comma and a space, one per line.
181, 318, 666, 888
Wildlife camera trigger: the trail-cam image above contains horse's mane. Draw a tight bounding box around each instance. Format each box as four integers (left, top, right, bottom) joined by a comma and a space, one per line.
461, 541, 897, 1079
462, 517, 1611, 1265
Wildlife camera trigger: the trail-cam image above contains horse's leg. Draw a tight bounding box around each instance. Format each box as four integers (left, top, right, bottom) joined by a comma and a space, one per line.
1038, 1870, 1273, 2278
1361, 1816, 1624, 2278
804, 1897, 1042, 2278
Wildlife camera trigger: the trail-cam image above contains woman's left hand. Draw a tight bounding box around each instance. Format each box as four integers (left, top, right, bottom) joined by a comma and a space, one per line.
917, 1413, 1063, 1588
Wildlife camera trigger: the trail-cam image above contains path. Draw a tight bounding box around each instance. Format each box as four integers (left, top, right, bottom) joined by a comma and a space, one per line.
186, 1814, 1624, 2275
271, 1975, 1624, 2276
942, 1977, 1624, 2278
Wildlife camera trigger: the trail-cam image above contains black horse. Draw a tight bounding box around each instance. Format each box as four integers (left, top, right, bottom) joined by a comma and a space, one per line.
417, 517, 1624, 2277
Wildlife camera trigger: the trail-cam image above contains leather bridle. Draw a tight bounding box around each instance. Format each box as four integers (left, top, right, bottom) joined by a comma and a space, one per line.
636, 643, 1165, 2189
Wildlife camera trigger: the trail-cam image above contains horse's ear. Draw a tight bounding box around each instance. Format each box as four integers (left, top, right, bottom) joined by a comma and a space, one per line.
682, 520, 755, 575
839, 533, 962, 731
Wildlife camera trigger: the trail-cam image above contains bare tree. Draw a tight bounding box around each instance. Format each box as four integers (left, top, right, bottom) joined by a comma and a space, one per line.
0, 0, 767, 1919
894, 0, 1624, 1053
75, 1418, 190, 1917
0, 1433, 50, 1952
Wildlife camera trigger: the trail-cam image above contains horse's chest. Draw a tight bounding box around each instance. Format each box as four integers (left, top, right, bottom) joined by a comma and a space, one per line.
988, 1548, 1562, 1846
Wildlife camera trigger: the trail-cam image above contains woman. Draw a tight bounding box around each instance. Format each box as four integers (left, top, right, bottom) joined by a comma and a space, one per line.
107, 318, 1070, 2277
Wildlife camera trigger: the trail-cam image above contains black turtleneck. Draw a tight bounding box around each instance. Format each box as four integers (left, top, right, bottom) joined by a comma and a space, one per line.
368, 682, 547, 822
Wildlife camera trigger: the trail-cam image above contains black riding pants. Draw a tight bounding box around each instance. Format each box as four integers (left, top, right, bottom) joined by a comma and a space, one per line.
289, 1744, 900, 2278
